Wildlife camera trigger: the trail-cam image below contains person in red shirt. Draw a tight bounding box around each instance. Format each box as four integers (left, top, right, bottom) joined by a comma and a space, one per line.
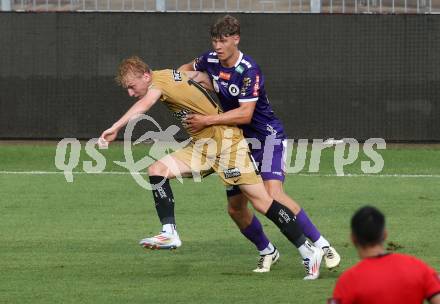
328, 206, 440, 304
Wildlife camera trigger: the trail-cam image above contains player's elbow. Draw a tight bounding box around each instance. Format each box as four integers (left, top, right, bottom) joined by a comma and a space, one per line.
177, 64, 187, 71
178, 62, 194, 71
240, 112, 253, 124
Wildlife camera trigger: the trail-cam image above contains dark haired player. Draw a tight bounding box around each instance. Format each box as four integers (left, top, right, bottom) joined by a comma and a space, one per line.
328, 206, 440, 304
180, 14, 340, 272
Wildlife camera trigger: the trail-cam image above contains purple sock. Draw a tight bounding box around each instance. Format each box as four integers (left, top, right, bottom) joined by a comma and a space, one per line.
241, 216, 270, 251
296, 209, 321, 242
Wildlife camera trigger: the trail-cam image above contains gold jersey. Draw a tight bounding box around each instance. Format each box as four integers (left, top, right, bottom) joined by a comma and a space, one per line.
150, 69, 261, 186
150, 69, 222, 139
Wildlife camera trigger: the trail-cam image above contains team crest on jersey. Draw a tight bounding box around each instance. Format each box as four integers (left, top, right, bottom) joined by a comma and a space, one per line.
172, 70, 182, 81
224, 167, 241, 179
228, 84, 240, 96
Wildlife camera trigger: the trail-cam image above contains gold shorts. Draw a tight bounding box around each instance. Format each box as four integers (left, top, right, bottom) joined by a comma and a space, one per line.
171, 126, 262, 186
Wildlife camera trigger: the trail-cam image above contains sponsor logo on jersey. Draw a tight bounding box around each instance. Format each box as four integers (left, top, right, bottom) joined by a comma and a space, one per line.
172, 109, 192, 123
241, 59, 252, 68
241, 77, 252, 96
220, 81, 228, 87
219, 71, 231, 80
194, 56, 201, 67
235, 65, 245, 74
172, 70, 182, 81
207, 58, 219, 63
253, 74, 260, 96
224, 167, 241, 179
228, 84, 240, 96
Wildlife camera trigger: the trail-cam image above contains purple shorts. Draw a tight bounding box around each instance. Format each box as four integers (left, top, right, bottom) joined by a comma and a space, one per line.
226, 137, 286, 197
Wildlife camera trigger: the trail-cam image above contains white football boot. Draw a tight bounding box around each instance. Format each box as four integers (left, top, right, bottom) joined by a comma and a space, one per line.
322, 246, 341, 269
139, 231, 182, 250
303, 245, 324, 280
253, 248, 280, 273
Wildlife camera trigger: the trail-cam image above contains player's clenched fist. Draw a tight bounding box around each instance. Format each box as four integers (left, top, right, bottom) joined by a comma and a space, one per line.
99, 125, 119, 147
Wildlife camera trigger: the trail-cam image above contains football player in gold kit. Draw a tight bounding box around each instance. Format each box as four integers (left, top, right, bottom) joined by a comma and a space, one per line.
99, 56, 323, 280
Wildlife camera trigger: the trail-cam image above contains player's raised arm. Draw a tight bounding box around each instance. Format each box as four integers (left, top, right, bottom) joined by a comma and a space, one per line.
100, 88, 162, 144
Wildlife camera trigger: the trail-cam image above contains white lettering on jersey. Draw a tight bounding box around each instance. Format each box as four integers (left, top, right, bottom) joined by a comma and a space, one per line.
207, 58, 219, 63
213, 79, 220, 93
241, 59, 252, 68
266, 124, 277, 135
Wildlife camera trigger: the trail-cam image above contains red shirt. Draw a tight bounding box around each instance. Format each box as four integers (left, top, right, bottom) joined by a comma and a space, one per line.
329, 253, 440, 304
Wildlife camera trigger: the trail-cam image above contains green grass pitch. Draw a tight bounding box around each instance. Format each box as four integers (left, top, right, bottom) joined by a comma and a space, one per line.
1, 143, 439, 303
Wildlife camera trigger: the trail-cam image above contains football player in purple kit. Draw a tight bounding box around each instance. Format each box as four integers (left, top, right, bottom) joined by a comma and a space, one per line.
179, 15, 340, 273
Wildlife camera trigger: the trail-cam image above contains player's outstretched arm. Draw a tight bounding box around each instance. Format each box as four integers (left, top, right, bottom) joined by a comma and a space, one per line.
178, 60, 195, 71
99, 88, 162, 144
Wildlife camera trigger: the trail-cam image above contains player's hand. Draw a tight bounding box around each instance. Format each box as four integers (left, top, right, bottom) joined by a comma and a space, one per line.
185, 114, 208, 133
99, 126, 119, 147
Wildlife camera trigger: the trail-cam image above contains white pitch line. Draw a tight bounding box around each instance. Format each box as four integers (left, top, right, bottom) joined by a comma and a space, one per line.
0, 171, 440, 178
297, 173, 440, 178
0, 171, 146, 175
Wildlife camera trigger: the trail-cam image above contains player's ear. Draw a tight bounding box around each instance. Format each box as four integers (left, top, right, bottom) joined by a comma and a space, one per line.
382, 229, 388, 242
233, 35, 240, 46
143, 72, 151, 81
350, 233, 358, 247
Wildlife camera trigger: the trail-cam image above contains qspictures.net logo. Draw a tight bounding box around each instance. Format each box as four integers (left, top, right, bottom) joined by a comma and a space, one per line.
54, 114, 386, 190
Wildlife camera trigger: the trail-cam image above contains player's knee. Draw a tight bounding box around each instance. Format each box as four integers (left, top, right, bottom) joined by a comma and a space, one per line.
227, 204, 239, 218
147, 162, 167, 177
266, 185, 283, 201
227, 197, 248, 218
228, 205, 246, 219
252, 202, 268, 215
246, 197, 270, 214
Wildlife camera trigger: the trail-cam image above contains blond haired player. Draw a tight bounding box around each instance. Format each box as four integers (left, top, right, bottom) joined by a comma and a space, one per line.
99, 56, 323, 280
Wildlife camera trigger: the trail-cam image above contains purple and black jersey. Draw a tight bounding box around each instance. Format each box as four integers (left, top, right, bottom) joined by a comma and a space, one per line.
194, 51, 286, 141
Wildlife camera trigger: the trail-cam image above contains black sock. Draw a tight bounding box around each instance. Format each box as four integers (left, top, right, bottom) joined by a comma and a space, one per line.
149, 175, 175, 225
265, 200, 306, 248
